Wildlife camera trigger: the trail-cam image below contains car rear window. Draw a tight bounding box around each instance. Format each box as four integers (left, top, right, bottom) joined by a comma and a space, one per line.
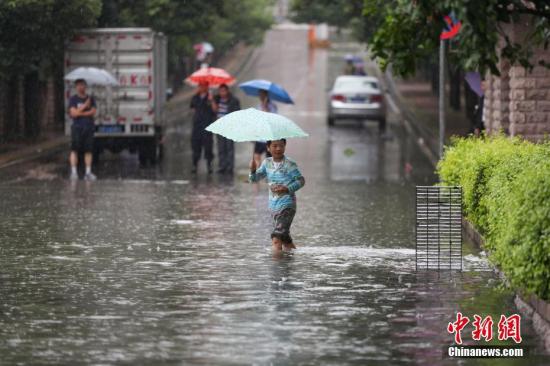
334, 79, 378, 90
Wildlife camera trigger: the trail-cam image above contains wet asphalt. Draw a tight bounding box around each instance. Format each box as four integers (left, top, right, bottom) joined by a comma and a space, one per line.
0, 24, 547, 365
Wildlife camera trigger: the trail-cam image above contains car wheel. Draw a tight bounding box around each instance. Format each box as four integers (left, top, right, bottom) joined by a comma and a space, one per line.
328, 116, 335, 126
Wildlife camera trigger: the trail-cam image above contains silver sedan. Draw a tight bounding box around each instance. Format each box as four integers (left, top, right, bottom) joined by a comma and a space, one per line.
328, 75, 386, 132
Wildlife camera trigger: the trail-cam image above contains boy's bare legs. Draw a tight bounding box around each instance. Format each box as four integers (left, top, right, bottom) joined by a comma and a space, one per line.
272, 236, 283, 251
282, 242, 296, 251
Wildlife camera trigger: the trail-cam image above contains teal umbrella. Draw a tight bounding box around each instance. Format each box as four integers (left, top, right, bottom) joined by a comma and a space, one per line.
205, 108, 308, 142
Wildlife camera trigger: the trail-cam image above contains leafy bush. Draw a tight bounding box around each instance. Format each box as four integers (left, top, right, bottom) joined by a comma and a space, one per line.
437, 135, 550, 301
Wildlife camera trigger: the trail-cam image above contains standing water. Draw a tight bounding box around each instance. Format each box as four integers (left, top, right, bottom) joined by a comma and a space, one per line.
0, 25, 547, 365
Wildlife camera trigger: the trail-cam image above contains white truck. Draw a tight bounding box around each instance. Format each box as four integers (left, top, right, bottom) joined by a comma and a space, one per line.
64, 28, 167, 164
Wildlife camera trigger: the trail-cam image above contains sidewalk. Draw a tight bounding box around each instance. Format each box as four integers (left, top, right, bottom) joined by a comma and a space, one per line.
0, 42, 257, 170
385, 71, 472, 163
0, 134, 69, 169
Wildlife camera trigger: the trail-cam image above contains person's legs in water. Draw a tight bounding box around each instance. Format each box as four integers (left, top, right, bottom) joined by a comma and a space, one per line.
272, 236, 283, 251
69, 124, 81, 179
83, 152, 96, 180
217, 135, 226, 173
191, 131, 202, 173
69, 151, 79, 179
82, 125, 96, 180
204, 132, 214, 174
226, 139, 234, 174
282, 241, 296, 251
271, 208, 296, 251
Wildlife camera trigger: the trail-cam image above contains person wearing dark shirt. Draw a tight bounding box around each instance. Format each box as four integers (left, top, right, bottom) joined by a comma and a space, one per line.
212, 84, 240, 174
190, 82, 216, 174
68, 79, 97, 180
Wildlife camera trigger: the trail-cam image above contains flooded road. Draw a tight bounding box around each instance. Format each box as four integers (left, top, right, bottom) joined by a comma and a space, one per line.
0, 25, 547, 365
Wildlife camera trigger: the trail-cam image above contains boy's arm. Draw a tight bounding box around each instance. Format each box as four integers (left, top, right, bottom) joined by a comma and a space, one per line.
286, 164, 305, 193
249, 160, 267, 182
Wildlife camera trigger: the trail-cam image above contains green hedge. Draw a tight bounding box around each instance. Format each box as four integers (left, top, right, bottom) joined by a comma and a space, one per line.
437, 135, 550, 301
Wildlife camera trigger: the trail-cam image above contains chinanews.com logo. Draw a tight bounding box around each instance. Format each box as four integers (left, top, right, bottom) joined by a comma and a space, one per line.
445, 312, 526, 358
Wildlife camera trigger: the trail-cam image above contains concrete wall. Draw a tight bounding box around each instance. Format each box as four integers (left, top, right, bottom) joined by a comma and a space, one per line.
484, 17, 550, 141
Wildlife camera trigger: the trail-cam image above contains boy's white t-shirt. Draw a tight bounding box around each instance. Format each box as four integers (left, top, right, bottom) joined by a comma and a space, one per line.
273, 160, 282, 170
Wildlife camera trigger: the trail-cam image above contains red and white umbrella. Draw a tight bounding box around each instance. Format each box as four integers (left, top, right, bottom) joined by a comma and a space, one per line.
185, 67, 235, 87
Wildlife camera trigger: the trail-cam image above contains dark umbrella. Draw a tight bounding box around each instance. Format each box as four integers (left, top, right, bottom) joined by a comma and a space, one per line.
465, 71, 483, 97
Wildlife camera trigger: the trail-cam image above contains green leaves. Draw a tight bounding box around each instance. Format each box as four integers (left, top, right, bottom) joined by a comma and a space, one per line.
361, 0, 550, 77
98, 0, 273, 78
438, 135, 550, 301
0, 0, 273, 81
0, 0, 102, 80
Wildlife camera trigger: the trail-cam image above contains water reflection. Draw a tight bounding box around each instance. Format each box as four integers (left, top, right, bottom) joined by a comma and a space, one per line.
0, 25, 547, 366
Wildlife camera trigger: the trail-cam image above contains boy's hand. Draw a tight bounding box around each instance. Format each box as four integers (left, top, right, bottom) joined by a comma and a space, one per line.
271, 185, 288, 194
249, 159, 257, 172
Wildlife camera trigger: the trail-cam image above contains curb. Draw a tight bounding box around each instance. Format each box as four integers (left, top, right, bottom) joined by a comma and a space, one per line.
0, 136, 69, 170
462, 217, 550, 352
381, 67, 440, 167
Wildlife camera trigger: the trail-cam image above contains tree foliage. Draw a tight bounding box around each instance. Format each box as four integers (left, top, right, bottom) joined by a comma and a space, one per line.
363, 0, 550, 76
0, 0, 273, 80
438, 135, 550, 301
289, 0, 364, 29
291, 0, 550, 77
0, 0, 102, 80
98, 0, 273, 75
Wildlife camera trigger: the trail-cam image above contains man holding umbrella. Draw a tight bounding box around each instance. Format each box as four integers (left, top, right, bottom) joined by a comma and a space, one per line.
68, 79, 97, 181
212, 84, 241, 174
186, 67, 236, 174
238, 79, 294, 170
190, 82, 216, 174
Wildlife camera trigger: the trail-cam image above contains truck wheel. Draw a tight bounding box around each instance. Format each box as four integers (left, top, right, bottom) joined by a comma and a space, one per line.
138, 138, 158, 166
328, 116, 335, 126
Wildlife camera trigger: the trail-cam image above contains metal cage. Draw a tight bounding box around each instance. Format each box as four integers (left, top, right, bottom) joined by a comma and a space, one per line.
416, 186, 462, 271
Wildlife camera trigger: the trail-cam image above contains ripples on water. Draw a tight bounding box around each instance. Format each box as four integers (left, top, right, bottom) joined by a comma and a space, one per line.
0, 179, 545, 365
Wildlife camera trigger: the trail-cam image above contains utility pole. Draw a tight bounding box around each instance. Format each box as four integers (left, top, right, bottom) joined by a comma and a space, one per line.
439, 39, 446, 158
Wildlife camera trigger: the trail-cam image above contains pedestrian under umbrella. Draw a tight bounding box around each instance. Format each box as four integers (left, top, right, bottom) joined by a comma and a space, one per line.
190, 82, 216, 174
186, 67, 235, 87
238, 79, 294, 104
238, 79, 293, 168
211, 84, 241, 175
253, 90, 278, 169
206, 108, 308, 252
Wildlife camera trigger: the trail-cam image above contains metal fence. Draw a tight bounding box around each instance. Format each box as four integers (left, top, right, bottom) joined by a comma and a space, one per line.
416, 186, 462, 271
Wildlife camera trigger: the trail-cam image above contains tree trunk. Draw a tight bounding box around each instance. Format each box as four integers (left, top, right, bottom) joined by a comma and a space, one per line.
24, 71, 40, 139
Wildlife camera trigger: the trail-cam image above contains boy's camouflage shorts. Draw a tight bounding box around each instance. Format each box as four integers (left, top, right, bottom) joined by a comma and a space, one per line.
271, 208, 296, 244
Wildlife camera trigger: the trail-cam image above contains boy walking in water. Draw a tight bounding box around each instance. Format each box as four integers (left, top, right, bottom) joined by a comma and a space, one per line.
249, 139, 305, 251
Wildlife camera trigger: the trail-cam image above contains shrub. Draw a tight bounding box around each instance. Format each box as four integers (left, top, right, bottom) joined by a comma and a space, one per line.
437, 136, 550, 301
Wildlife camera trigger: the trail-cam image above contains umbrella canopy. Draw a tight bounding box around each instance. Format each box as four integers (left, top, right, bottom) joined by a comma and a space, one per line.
205, 108, 308, 142
238, 79, 294, 104
186, 67, 235, 86
64, 67, 118, 86
465, 71, 483, 97
202, 42, 214, 53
